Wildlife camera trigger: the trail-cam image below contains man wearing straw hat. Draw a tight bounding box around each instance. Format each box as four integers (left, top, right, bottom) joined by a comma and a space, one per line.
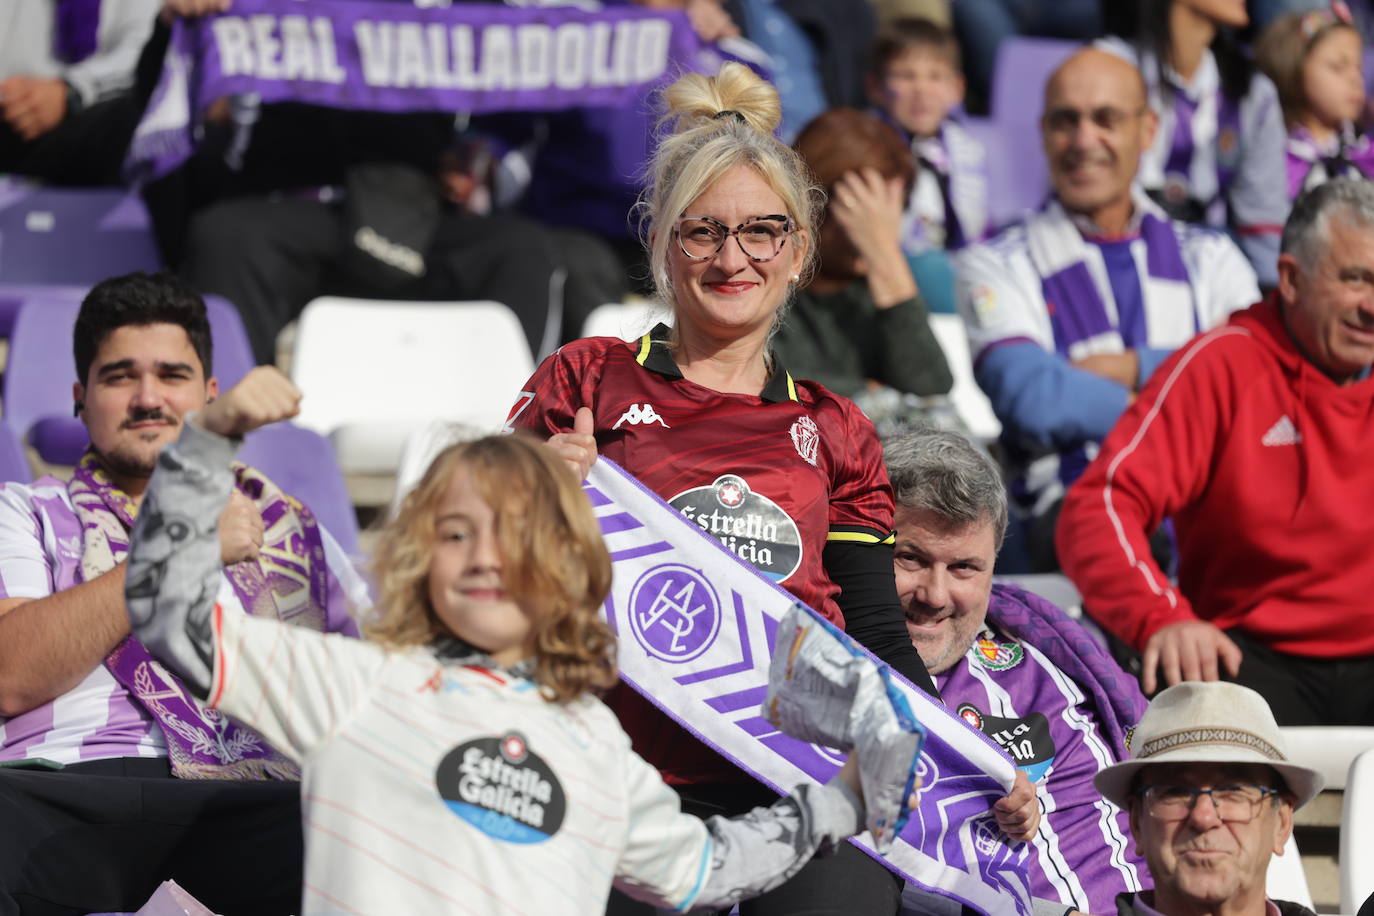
1094, 682, 1323, 916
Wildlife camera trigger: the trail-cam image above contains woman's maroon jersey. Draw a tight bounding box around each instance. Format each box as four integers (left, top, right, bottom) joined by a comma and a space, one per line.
506, 326, 898, 784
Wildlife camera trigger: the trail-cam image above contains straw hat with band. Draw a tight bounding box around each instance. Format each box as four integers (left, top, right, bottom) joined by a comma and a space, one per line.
1093, 681, 1324, 811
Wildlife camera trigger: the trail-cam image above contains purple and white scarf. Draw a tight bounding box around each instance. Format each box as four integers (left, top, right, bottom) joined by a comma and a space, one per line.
54, 0, 100, 64
70, 449, 328, 780
1160, 81, 1243, 222
1286, 122, 1374, 199
1026, 195, 1195, 361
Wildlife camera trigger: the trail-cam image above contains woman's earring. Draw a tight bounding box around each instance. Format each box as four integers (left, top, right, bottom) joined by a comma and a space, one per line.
790, 274, 800, 282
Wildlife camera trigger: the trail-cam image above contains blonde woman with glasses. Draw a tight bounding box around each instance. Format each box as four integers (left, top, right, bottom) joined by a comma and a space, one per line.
507, 62, 1038, 916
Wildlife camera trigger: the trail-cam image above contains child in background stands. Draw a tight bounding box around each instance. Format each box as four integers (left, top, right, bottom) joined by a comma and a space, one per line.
1257, 2, 1374, 198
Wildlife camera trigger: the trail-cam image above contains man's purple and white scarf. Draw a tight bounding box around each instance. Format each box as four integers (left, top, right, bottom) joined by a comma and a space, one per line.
70, 449, 329, 780
1026, 195, 1195, 361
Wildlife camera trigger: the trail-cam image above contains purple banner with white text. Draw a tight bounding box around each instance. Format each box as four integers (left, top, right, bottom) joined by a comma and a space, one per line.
128, 0, 702, 180
585, 458, 1034, 916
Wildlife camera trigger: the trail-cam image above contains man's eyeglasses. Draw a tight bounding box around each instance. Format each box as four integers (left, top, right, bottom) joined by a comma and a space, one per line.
1043, 106, 1147, 135
1137, 783, 1280, 823
673, 215, 794, 262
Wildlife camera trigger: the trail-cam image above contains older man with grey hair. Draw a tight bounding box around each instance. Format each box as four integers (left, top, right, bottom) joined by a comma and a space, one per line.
1094, 681, 1322, 916
885, 428, 1149, 916
1058, 177, 1374, 727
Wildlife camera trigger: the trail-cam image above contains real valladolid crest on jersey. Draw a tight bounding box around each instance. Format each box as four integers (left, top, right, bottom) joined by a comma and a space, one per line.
435, 731, 568, 844
668, 474, 803, 582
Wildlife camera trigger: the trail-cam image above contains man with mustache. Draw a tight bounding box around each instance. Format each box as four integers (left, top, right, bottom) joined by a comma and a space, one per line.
955, 48, 1258, 571
886, 428, 1148, 916
1094, 681, 1321, 916
0, 272, 367, 914
1058, 177, 1374, 727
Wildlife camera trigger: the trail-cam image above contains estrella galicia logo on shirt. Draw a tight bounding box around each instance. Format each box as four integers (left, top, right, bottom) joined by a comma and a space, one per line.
668, 474, 802, 581
435, 732, 567, 844
963, 709, 1056, 783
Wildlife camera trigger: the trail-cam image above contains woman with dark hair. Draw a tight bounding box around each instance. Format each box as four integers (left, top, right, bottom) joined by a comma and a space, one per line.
1101, 0, 1290, 286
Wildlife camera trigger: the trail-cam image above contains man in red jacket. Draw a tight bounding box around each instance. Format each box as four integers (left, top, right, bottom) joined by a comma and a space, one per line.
1056, 178, 1374, 726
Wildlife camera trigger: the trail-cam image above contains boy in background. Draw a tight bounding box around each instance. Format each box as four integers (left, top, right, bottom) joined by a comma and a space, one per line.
868, 18, 989, 258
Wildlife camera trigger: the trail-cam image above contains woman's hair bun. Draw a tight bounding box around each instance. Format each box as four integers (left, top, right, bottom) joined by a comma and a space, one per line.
661, 62, 782, 136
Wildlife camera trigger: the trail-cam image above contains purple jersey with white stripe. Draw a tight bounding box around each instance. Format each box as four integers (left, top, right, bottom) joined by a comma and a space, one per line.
935, 607, 1148, 914
0, 477, 367, 765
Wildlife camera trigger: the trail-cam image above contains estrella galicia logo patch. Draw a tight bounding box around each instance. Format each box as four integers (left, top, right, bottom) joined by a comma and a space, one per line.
957, 704, 984, 731
435, 732, 566, 844
973, 637, 1024, 671
973, 710, 1056, 783
668, 475, 802, 581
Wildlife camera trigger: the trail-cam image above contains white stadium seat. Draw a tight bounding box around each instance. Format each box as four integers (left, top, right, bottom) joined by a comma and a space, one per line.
290, 297, 534, 474
580, 301, 667, 341
1266, 833, 1314, 912
928, 313, 1001, 444
1342, 748, 1374, 913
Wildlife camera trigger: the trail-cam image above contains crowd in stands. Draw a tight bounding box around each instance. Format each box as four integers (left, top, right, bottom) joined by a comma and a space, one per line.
2, 0, 1374, 913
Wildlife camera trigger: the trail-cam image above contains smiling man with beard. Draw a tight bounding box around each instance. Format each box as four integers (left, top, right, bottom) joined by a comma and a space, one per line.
954, 47, 1258, 571
0, 272, 366, 914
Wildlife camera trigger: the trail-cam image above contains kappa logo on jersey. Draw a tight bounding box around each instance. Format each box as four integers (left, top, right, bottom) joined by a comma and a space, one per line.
669, 474, 803, 581
972, 636, 1024, 671
435, 732, 567, 844
613, 403, 670, 430
1261, 414, 1301, 447
790, 415, 820, 466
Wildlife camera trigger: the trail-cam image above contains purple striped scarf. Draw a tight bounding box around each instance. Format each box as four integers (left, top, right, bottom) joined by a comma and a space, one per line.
1026, 197, 1194, 360
69, 449, 329, 779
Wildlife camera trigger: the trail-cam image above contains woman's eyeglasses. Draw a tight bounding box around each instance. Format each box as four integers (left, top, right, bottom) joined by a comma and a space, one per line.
673, 215, 794, 262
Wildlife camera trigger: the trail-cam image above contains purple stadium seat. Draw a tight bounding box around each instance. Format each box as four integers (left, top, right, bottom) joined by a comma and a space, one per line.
961, 117, 1049, 233
0, 423, 31, 484
0, 283, 86, 339
989, 36, 1079, 126
239, 423, 361, 556
2, 293, 351, 545
3, 291, 257, 465
0, 179, 160, 284
4, 293, 87, 464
